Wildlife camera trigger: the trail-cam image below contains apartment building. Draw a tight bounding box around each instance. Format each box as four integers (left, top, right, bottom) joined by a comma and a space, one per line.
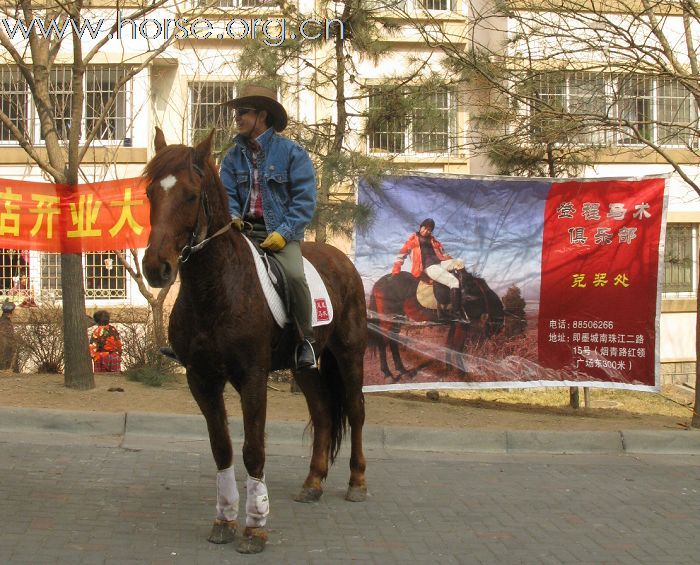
0, 0, 697, 383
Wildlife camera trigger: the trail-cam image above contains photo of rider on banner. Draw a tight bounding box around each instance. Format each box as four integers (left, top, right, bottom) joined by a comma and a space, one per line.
355, 173, 666, 392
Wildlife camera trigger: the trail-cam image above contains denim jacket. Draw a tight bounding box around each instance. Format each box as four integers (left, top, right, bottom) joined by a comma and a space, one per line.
220, 128, 317, 242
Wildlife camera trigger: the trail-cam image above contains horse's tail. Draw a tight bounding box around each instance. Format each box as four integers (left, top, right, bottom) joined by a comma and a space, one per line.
319, 348, 347, 464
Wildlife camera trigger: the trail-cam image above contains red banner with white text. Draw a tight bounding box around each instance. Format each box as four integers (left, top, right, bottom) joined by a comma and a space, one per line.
0, 178, 149, 252
537, 178, 665, 387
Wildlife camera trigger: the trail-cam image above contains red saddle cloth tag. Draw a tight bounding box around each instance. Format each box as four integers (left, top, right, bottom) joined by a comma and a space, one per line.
315, 298, 330, 322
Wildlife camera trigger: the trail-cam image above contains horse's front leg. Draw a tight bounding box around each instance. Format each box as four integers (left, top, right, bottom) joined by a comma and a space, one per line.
186, 372, 238, 545
235, 373, 270, 554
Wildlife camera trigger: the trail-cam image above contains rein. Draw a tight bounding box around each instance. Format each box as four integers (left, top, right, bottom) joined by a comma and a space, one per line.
178, 153, 232, 263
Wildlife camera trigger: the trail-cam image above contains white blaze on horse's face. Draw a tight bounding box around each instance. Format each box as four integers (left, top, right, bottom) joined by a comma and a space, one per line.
160, 174, 177, 193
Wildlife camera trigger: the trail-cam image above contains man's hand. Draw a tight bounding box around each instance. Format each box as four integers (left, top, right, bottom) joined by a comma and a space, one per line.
231, 216, 245, 231
260, 231, 286, 251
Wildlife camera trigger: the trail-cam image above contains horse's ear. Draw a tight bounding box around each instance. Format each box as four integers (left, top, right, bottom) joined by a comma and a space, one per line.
154, 127, 167, 153
193, 129, 215, 165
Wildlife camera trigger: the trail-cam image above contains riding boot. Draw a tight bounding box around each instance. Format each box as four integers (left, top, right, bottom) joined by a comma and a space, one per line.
295, 338, 317, 370
450, 288, 465, 321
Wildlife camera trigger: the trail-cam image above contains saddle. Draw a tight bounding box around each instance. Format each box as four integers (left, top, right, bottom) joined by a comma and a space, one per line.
242, 235, 333, 329
416, 277, 451, 310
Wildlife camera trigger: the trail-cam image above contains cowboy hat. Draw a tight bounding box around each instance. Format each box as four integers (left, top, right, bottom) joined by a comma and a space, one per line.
223, 84, 288, 132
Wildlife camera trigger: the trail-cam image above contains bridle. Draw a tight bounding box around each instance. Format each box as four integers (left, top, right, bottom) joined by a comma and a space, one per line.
178, 151, 232, 263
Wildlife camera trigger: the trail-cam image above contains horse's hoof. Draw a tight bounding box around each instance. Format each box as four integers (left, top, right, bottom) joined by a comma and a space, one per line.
207, 519, 237, 544
294, 487, 323, 503
345, 485, 367, 502
234, 527, 267, 554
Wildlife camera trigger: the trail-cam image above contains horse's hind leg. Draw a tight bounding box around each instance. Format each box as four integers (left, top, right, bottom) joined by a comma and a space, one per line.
292, 367, 332, 503
186, 373, 238, 545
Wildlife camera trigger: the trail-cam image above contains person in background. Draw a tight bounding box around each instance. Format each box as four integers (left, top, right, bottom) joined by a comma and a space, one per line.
0, 301, 17, 370
89, 310, 123, 373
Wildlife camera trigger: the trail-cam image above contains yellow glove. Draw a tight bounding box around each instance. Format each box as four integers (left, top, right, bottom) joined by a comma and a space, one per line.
231, 216, 245, 231
260, 231, 286, 251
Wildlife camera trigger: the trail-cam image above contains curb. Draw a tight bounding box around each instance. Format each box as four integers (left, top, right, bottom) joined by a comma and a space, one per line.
1, 406, 699, 455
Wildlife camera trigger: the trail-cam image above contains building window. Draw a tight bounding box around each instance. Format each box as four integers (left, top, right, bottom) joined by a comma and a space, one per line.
40, 252, 62, 301
524, 72, 698, 148
196, 0, 272, 7
86, 67, 129, 141
528, 72, 610, 145
85, 252, 127, 299
47, 67, 72, 141
418, 0, 451, 10
0, 249, 30, 303
367, 85, 455, 154
0, 67, 28, 142
189, 82, 237, 152
663, 223, 696, 294
0, 65, 130, 145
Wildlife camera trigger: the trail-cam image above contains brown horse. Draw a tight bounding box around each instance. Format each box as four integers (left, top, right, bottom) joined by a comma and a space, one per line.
141, 129, 367, 554
369, 269, 504, 379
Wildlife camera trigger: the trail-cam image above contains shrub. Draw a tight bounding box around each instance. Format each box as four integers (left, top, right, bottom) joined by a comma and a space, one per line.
124, 366, 176, 387
14, 304, 65, 373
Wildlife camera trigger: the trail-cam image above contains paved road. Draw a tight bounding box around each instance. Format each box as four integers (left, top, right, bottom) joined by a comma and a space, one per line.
1, 430, 699, 564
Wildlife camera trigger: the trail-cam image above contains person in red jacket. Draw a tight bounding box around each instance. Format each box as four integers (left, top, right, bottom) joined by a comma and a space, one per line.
392, 218, 466, 320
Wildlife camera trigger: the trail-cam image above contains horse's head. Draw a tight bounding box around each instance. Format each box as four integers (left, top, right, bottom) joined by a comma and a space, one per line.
454, 268, 505, 337
142, 127, 217, 287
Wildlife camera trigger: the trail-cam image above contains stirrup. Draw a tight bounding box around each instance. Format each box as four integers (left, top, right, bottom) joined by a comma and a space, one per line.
295, 339, 317, 370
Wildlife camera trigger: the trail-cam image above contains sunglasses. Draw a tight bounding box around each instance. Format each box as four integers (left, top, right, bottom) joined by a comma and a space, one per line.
235, 107, 258, 117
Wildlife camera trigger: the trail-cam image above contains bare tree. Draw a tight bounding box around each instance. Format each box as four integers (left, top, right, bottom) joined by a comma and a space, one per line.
428, 0, 700, 422
0, 0, 182, 388
232, 0, 461, 242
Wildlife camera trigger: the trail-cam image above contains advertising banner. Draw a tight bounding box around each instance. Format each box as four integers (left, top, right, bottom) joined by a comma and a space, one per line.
356, 174, 667, 392
0, 178, 149, 252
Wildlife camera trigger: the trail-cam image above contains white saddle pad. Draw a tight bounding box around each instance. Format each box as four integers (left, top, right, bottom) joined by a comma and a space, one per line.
243, 235, 333, 328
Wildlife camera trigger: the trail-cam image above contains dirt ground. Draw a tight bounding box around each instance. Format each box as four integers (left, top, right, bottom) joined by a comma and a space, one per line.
0, 370, 696, 431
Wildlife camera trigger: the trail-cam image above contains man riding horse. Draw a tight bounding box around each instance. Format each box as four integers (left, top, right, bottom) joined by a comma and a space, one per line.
392, 218, 467, 322
220, 84, 317, 369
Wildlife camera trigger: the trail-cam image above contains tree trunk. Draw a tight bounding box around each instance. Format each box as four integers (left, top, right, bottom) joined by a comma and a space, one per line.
569, 386, 580, 409
61, 253, 94, 389
692, 247, 700, 427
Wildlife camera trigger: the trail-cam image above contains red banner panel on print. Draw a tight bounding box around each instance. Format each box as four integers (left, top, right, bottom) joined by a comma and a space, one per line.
538, 178, 665, 387
0, 178, 149, 252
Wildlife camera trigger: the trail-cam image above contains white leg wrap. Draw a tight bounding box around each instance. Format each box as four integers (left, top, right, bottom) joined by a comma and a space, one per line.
245, 475, 270, 528
216, 466, 239, 522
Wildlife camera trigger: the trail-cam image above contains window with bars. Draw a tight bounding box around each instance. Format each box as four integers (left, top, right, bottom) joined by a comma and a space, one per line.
189, 82, 237, 150
418, 0, 451, 10
86, 67, 128, 141
196, 0, 274, 6
663, 223, 696, 294
1, 65, 130, 144
525, 71, 698, 148
0, 250, 30, 304
527, 72, 610, 145
0, 67, 28, 142
47, 67, 72, 141
367, 85, 455, 154
85, 252, 127, 299
39, 252, 127, 301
